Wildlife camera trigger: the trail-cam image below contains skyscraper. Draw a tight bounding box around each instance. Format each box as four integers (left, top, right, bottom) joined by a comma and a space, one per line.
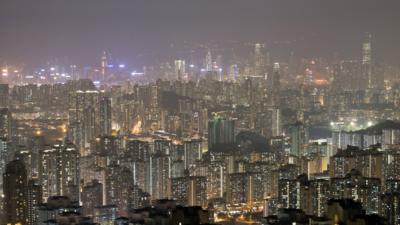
205, 51, 212, 72
99, 96, 112, 136
39, 142, 79, 202
254, 43, 266, 76
27, 179, 42, 225
175, 60, 186, 81
289, 122, 309, 157
208, 115, 235, 152
0, 108, 12, 139
0, 138, 9, 196
82, 179, 103, 217
362, 32, 373, 89
0, 84, 9, 108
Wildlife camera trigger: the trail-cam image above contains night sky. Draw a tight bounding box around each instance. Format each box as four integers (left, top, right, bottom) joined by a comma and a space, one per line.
0, 0, 399, 66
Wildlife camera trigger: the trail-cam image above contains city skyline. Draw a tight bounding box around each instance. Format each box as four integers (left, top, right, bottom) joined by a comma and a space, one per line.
1, 0, 400, 65
1, 1, 400, 225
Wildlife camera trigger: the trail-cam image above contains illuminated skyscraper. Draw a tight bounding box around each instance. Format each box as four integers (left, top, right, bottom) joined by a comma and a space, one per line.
101, 51, 108, 81
0, 138, 9, 196
205, 50, 212, 72
254, 43, 266, 76
39, 142, 79, 202
175, 60, 186, 81
362, 33, 372, 89
0, 108, 12, 139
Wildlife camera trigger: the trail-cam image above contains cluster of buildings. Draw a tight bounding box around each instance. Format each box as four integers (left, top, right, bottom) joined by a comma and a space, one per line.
1, 34, 400, 225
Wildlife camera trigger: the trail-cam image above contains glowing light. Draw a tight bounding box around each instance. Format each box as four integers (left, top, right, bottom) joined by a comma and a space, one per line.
131, 71, 144, 76
50, 67, 55, 71
118, 64, 125, 68
131, 120, 142, 134
350, 121, 355, 126
189, 64, 195, 68
367, 121, 373, 127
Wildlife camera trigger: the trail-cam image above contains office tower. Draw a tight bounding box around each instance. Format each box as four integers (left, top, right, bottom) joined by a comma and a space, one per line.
254, 43, 265, 76
0, 84, 9, 108
289, 122, 309, 157
208, 115, 235, 152
362, 33, 373, 89
0, 108, 11, 139
271, 107, 282, 137
3, 160, 28, 225
82, 179, 103, 217
101, 51, 108, 81
205, 51, 212, 72
268, 62, 281, 106
175, 60, 186, 81
27, 179, 42, 225
99, 96, 112, 136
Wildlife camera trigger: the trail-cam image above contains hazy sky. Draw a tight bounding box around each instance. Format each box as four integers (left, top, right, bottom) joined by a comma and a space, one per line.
0, 0, 399, 66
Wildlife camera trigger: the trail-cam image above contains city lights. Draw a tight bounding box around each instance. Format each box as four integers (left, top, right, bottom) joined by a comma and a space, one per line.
0, 1, 398, 225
